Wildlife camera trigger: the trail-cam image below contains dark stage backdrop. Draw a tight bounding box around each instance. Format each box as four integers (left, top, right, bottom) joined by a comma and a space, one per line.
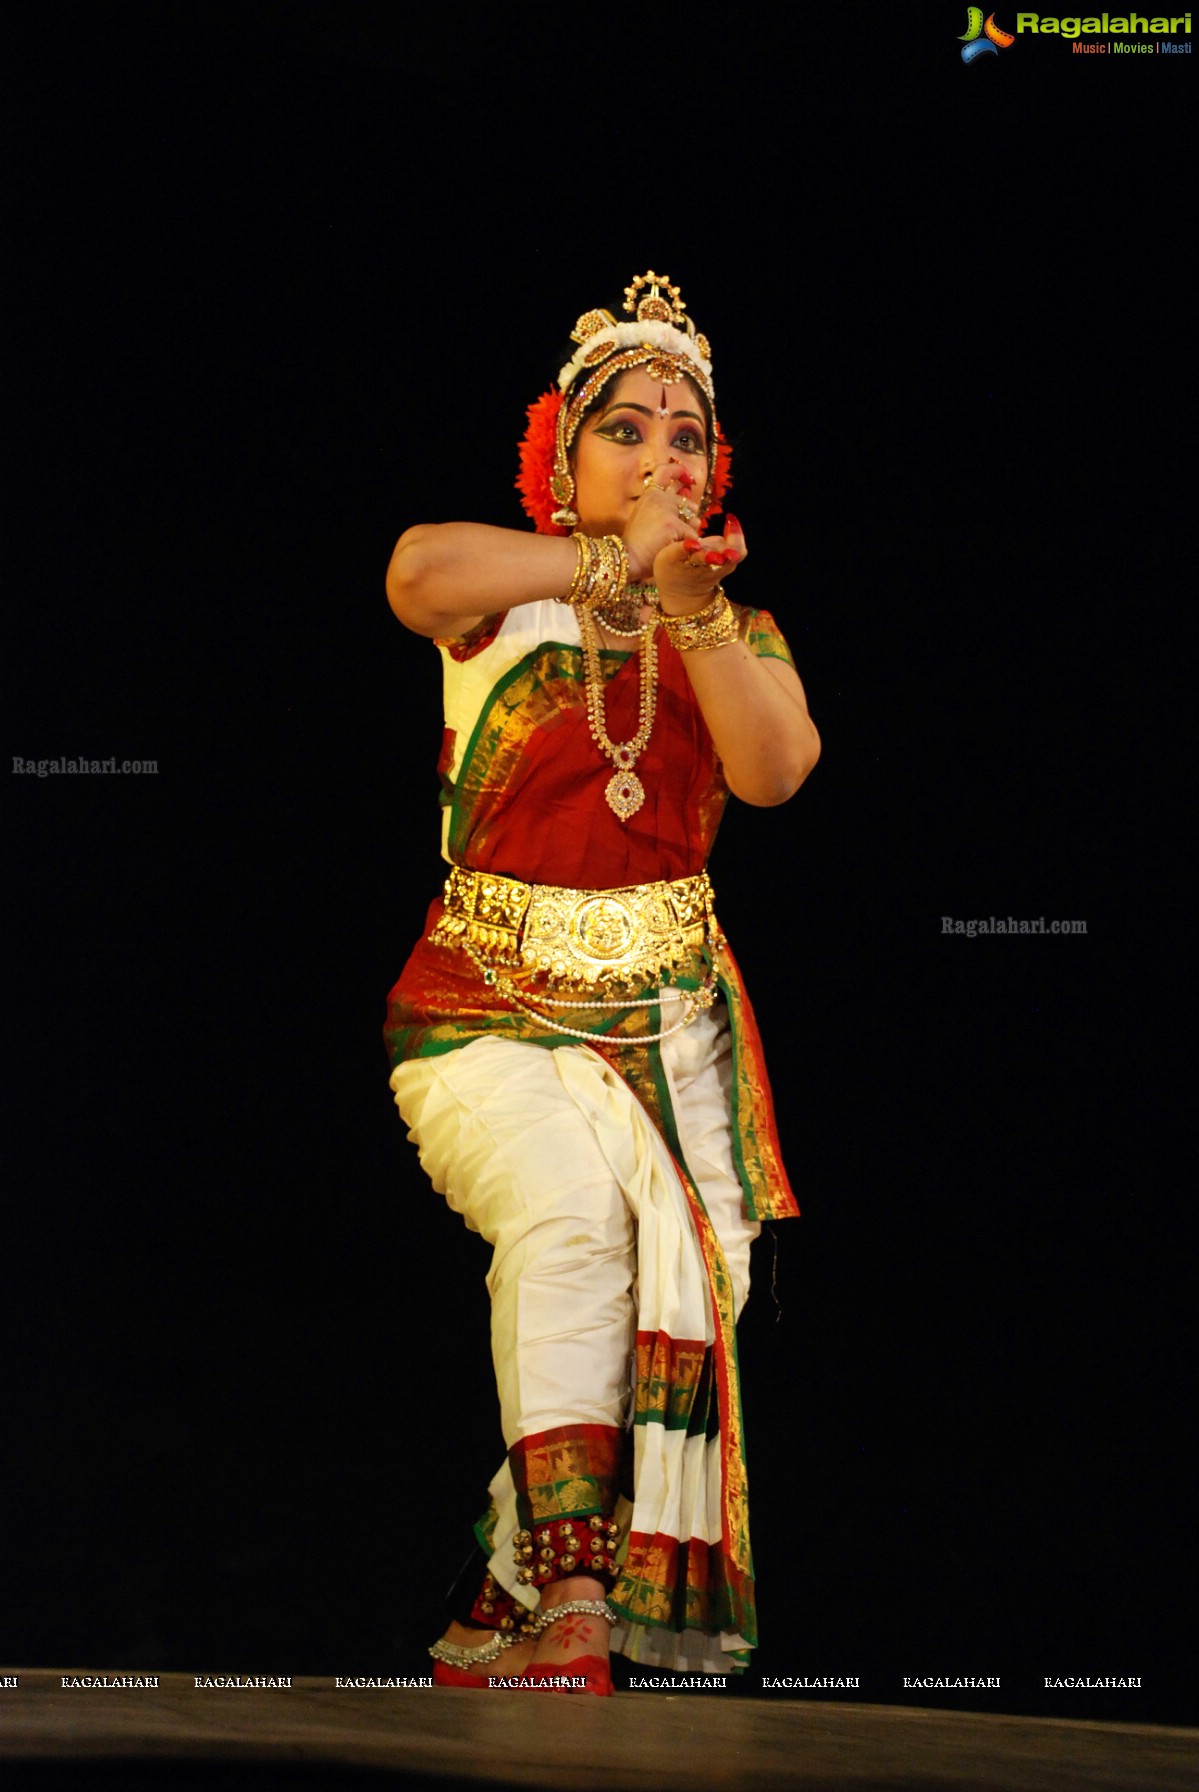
4, 2, 1192, 1727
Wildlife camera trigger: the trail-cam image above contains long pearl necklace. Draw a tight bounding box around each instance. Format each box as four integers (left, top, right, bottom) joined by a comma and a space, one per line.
578, 605, 659, 822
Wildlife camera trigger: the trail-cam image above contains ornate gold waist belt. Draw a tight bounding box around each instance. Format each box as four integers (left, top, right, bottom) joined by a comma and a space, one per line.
429, 864, 719, 998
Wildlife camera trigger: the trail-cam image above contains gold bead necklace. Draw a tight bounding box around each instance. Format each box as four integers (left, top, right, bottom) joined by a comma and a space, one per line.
578, 607, 659, 821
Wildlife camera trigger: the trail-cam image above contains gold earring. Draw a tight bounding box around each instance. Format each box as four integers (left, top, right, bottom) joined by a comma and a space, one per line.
550, 468, 578, 530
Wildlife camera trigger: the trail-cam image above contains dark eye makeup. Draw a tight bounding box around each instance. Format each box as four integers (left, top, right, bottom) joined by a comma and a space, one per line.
598, 414, 707, 454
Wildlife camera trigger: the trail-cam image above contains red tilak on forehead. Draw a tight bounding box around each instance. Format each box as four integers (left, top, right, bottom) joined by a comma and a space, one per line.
657, 387, 670, 418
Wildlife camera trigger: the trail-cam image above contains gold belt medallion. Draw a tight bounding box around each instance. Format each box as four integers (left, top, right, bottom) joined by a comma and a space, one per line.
430, 866, 718, 997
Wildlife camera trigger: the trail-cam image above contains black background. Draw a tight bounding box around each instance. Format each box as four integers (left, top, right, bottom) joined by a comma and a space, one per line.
4, 1, 1193, 1726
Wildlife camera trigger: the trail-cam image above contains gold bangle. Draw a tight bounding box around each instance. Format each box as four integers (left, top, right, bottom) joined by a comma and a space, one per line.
591, 534, 629, 613
559, 533, 596, 606
660, 588, 740, 652
559, 533, 629, 612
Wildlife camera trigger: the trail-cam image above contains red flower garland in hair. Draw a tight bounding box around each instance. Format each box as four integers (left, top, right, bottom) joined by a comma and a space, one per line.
707, 431, 733, 526
515, 390, 568, 535
515, 387, 734, 536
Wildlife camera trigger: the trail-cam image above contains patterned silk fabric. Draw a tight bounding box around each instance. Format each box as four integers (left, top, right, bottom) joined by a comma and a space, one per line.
384, 598, 799, 1225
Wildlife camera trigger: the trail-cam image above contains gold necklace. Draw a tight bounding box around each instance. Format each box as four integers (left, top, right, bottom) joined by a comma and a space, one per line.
578, 607, 659, 821
590, 580, 660, 639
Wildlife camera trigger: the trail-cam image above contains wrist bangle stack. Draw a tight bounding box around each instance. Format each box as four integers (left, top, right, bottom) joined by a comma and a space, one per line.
660, 587, 740, 653
558, 533, 629, 613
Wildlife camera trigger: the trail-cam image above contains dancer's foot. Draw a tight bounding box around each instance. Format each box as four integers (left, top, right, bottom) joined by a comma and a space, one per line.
432, 1619, 537, 1685
525, 1575, 614, 1695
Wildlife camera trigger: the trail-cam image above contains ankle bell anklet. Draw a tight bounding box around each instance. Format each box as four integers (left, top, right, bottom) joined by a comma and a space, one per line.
514, 1515, 621, 1588
471, 1570, 541, 1639
428, 1600, 614, 1672
428, 1630, 517, 1670
534, 1598, 617, 1633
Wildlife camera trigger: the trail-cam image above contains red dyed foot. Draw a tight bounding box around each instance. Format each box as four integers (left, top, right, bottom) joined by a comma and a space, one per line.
523, 1654, 614, 1696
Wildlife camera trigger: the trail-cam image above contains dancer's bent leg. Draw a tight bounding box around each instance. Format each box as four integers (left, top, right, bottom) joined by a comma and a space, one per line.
393, 1039, 636, 1689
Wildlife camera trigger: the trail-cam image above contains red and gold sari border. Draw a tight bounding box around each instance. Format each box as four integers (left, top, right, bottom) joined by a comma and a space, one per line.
612, 1529, 757, 1644
634, 1330, 716, 1432
508, 1422, 625, 1527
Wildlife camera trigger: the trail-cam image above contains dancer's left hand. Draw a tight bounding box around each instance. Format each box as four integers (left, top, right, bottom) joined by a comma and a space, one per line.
653, 515, 745, 615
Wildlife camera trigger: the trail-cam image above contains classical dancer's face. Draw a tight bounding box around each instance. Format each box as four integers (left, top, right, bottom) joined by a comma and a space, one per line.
571, 367, 709, 538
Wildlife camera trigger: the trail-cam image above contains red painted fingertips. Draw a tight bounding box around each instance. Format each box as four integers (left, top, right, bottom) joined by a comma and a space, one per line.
704, 551, 726, 567
684, 538, 703, 553
724, 514, 743, 537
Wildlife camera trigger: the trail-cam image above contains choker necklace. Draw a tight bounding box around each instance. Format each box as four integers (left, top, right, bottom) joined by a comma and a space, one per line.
578, 607, 659, 821
591, 581, 660, 639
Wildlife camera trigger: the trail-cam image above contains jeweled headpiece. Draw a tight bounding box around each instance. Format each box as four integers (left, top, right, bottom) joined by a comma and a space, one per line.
516, 269, 731, 536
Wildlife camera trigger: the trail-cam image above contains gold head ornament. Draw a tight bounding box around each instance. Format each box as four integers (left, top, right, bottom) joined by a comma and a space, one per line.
549, 270, 717, 527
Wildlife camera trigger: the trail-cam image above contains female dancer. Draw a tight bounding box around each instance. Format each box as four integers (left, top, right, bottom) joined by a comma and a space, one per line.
384, 271, 819, 1692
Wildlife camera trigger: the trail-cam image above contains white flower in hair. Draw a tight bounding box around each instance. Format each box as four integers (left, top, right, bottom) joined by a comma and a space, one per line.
557, 322, 713, 393
556, 272, 715, 397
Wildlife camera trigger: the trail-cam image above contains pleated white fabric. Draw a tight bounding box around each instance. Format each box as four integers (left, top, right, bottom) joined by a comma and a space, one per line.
389, 1006, 760, 1673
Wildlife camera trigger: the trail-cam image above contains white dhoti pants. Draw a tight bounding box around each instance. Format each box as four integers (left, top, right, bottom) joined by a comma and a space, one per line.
390, 1002, 760, 1672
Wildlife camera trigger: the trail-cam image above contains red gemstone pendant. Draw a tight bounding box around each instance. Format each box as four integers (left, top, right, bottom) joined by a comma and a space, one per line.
605, 769, 645, 820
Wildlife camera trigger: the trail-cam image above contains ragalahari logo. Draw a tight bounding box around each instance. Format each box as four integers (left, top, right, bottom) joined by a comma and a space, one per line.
960, 8, 1016, 59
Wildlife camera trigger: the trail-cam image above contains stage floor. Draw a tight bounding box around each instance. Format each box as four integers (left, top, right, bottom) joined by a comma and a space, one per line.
1, 1670, 1196, 1790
